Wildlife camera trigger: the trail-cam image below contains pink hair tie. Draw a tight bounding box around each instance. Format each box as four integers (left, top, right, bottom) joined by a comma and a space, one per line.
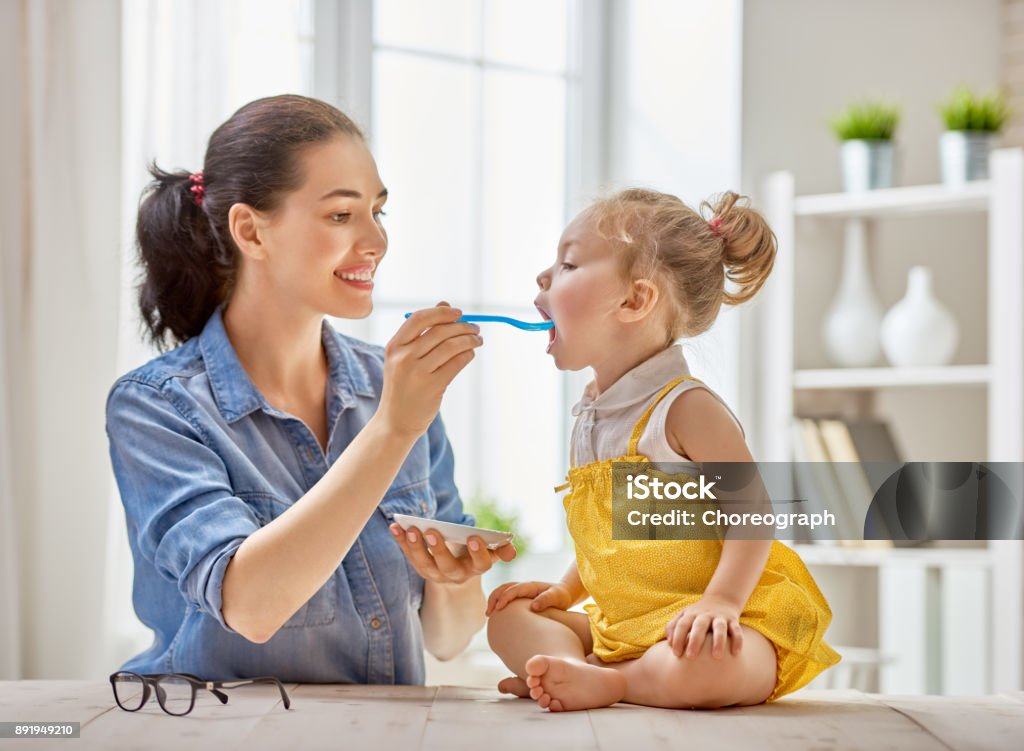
188, 171, 205, 206
709, 217, 724, 238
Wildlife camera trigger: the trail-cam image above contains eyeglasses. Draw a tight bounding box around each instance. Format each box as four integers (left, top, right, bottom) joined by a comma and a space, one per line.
109, 671, 292, 716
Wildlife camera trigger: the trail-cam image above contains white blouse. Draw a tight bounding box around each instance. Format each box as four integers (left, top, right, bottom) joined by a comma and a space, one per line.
569, 345, 745, 468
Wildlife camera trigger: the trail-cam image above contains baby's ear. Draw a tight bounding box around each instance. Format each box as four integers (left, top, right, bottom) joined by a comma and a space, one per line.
618, 278, 660, 323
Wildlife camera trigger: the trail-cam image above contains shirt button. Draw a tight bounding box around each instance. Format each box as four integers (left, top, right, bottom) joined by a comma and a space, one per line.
370, 617, 381, 629
420, 502, 427, 513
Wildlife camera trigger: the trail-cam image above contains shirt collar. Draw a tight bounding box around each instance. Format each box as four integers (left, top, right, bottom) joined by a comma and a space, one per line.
571, 344, 691, 417
199, 304, 372, 424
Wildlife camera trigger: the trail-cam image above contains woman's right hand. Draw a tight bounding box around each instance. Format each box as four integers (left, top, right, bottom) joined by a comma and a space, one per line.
377, 302, 483, 439
485, 581, 574, 616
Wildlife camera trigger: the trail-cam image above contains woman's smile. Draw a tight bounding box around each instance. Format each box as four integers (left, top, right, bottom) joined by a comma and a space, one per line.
334, 262, 376, 291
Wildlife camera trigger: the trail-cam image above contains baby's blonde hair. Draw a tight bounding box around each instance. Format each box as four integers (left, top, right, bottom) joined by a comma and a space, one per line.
584, 188, 777, 344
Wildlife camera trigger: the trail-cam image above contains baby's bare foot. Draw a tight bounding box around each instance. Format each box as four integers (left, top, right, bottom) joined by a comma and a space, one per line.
524, 655, 626, 712
497, 676, 530, 698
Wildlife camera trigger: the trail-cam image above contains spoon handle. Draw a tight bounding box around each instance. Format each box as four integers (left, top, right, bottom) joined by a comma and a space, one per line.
402, 312, 553, 331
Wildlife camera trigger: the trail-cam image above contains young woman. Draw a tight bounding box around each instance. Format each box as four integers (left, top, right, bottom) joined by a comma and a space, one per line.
106, 94, 514, 683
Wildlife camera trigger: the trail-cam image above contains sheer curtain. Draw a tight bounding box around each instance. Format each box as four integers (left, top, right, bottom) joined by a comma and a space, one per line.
107, 0, 315, 667
0, 0, 122, 679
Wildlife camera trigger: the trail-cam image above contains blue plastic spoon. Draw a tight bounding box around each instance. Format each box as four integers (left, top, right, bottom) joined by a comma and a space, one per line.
403, 312, 554, 331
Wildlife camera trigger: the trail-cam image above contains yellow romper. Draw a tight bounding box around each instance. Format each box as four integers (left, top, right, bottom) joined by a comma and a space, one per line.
556, 376, 841, 701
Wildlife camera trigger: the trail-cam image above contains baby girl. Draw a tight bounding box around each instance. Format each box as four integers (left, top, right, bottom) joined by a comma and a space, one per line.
486, 188, 840, 711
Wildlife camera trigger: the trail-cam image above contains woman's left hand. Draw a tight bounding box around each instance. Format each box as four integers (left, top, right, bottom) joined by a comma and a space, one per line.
665, 595, 744, 659
389, 523, 517, 585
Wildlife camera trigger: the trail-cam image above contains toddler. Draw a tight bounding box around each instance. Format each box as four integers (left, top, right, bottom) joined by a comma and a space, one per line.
486, 188, 840, 711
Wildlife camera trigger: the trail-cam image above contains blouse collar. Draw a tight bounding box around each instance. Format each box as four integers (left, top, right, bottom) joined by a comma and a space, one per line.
571, 344, 691, 417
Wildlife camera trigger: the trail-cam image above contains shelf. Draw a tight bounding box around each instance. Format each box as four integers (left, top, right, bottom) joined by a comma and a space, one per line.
794, 180, 990, 219
789, 543, 993, 568
793, 364, 991, 390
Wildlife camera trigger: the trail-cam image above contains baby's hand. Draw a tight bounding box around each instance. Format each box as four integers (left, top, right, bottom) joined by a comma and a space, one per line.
485, 581, 573, 616
665, 595, 744, 659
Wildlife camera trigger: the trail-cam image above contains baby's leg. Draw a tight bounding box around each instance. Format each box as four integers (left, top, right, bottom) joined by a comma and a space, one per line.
598, 624, 777, 709
487, 599, 626, 711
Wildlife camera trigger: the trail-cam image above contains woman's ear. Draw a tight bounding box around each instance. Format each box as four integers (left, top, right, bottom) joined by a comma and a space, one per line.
228, 203, 269, 261
618, 278, 660, 323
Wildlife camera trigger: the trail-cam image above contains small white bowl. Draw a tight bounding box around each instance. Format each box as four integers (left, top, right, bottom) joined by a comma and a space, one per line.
391, 513, 514, 556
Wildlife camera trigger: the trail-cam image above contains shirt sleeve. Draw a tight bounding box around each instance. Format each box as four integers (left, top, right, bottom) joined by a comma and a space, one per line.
106, 379, 260, 633
425, 413, 474, 526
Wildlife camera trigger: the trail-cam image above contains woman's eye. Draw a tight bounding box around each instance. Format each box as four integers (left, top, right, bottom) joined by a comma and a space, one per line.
330, 213, 351, 223
374, 210, 387, 221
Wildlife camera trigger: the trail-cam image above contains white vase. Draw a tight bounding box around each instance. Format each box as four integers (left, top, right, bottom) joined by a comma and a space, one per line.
823, 221, 884, 367
880, 266, 959, 367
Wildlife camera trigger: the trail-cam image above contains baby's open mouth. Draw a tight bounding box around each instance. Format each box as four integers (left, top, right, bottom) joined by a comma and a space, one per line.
537, 306, 556, 350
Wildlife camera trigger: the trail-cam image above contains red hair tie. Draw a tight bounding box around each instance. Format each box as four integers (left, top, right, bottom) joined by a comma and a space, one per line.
709, 217, 723, 238
189, 171, 205, 206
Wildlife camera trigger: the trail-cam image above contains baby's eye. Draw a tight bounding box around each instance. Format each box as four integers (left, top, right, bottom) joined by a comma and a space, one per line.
561, 262, 577, 271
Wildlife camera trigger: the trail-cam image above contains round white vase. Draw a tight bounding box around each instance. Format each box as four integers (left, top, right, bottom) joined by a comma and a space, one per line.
823, 224, 884, 367
880, 266, 959, 367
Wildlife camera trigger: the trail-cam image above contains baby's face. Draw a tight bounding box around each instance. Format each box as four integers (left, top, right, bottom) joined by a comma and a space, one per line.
533, 212, 632, 371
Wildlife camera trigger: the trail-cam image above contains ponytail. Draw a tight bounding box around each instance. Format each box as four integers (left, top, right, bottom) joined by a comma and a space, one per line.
136, 164, 233, 351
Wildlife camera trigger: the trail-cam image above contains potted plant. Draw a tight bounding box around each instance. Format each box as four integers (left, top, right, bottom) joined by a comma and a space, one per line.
829, 98, 901, 191
936, 85, 1011, 185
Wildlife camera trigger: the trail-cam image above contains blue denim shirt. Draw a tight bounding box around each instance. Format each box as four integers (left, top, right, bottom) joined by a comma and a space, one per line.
105, 305, 473, 683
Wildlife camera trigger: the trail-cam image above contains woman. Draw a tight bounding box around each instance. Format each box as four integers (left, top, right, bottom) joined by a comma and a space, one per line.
106, 94, 513, 683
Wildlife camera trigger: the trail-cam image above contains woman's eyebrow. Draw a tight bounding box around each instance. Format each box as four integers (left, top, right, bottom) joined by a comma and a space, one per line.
319, 187, 389, 201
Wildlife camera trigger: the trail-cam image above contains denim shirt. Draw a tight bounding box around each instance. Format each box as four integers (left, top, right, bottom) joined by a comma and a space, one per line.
105, 305, 472, 683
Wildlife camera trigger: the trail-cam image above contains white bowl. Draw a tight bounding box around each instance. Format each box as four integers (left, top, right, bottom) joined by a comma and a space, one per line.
391, 513, 513, 556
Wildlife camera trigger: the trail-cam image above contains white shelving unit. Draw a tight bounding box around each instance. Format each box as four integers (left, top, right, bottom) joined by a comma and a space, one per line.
758, 148, 1024, 695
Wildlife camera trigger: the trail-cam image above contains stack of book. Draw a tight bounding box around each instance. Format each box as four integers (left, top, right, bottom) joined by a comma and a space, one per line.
790, 417, 902, 548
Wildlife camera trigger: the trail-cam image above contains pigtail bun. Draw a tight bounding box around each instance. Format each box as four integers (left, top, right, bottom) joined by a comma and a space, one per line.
703, 191, 777, 305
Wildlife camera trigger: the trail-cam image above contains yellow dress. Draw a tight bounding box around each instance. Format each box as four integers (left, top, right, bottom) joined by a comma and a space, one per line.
556, 376, 841, 701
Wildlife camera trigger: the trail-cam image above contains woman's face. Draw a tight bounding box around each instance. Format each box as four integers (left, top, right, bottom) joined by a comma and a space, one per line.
258, 135, 388, 320
533, 212, 631, 371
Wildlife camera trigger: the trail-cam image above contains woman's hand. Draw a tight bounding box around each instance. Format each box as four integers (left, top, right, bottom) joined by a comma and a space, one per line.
665, 595, 744, 659
389, 523, 516, 585
485, 580, 574, 616
377, 302, 483, 440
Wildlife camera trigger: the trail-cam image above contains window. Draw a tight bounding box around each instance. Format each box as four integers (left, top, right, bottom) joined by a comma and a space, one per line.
330, 0, 600, 552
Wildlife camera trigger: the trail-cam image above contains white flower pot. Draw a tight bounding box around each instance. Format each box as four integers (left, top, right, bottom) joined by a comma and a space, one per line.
840, 139, 895, 192
940, 130, 995, 186
880, 266, 959, 367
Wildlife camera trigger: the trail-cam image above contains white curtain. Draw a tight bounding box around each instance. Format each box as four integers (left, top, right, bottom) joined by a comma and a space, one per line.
0, 0, 122, 679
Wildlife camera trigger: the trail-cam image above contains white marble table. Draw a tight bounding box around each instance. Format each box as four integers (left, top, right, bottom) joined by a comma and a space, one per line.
0, 683, 1022, 750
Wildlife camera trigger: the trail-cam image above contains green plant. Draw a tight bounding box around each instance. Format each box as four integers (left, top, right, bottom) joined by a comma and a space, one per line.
937, 85, 1011, 132
829, 99, 901, 141
465, 493, 531, 558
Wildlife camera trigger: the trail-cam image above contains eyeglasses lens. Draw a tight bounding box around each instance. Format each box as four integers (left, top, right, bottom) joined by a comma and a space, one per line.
112, 672, 146, 711
155, 675, 194, 715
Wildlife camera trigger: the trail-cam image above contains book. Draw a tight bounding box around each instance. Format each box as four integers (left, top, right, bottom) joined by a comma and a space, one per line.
791, 418, 844, 546
817, 419, 893, 548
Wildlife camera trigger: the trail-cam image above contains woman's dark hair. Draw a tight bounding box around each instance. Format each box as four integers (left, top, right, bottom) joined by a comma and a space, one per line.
135, 94, 364, 351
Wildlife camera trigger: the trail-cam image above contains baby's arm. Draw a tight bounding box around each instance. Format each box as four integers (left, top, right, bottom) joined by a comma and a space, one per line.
665, 388, 773, 658
486, 559, 587, 615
